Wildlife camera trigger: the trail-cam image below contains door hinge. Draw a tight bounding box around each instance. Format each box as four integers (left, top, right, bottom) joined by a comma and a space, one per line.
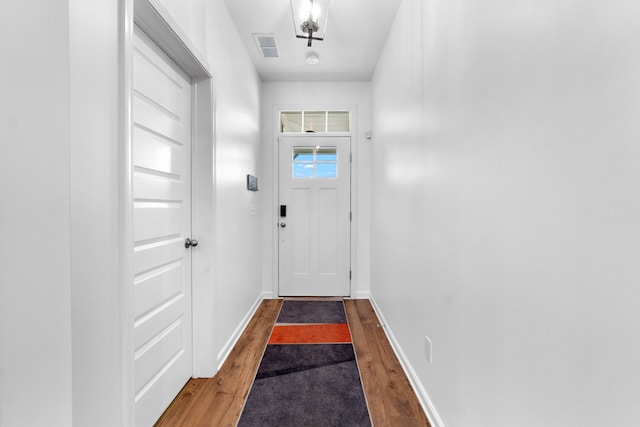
350, 212, 352, 221
349, 271, 352, 280
350, 152, 352, 163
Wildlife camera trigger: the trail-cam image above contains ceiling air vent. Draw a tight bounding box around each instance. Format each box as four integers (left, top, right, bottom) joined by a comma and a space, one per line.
253, 33, 279, 58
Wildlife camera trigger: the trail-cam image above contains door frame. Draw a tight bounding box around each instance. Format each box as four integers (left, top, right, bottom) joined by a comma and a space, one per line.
278, 135, 352, 296
270, 105, 359, 298
122, 0, 216, 424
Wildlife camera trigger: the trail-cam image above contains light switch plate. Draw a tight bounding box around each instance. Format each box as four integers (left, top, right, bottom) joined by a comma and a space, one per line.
425, 336, 432, 365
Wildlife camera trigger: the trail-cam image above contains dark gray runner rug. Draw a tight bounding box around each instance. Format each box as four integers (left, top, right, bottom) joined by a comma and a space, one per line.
276, 300, 347, 324
237, 300, 371, 427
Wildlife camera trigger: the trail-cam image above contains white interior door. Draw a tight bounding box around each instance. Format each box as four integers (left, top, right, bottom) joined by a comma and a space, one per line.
278, 136, 351, 296
132, 25, 193, 426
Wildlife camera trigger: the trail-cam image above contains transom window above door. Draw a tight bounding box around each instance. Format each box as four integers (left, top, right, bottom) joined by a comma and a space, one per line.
292, 146, 337, 178
280, 110, 350, 133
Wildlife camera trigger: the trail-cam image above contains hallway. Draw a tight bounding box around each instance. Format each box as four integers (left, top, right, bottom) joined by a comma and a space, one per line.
155, 299, 429, 426
3, 0, 640, 426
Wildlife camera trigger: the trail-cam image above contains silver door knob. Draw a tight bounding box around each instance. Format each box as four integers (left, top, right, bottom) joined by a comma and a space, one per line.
185, 238, 198, 248
280, 222, 286, 228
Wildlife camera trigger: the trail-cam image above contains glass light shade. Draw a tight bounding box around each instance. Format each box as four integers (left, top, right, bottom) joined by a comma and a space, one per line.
291, 0, 330, 41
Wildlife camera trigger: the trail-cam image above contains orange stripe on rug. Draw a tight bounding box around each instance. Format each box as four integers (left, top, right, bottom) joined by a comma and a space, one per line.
268, 324, 352, 344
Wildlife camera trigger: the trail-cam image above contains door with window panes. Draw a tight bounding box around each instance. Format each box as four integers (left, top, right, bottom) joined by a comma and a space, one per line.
278, 135, 351, 296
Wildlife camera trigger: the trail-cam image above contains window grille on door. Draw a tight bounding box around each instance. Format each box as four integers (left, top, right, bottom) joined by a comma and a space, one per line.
292, 146, 337, 178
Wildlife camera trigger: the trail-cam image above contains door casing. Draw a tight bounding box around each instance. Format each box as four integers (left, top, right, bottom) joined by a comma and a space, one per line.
122, 1, 216, 425
270, 105, 359, 299
278, 135, 352, 296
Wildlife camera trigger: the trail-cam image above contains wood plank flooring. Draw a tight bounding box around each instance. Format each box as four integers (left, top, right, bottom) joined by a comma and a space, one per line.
154, 299, 283, 427
345, 299, 431, 427
155, 298, 430, 427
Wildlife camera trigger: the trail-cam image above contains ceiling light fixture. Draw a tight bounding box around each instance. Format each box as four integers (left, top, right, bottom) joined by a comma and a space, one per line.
291, 0, 329, 47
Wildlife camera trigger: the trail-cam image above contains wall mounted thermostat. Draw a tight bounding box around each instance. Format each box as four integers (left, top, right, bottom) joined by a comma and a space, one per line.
247, 174, 258, 191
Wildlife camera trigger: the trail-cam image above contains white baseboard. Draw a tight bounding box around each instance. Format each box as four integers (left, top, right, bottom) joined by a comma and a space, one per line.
369, 294, 445, 427
262, 290, 274, 299
216, 292, 269, 370
355, 290, 371, 299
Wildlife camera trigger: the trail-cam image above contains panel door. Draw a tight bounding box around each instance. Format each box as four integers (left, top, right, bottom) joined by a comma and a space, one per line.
278, 136, 351, 296
132, 25, 193, 427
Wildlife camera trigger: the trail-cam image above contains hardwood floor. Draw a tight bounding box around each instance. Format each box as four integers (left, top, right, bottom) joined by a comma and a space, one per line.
155, 298, 430, 427
154, 299, 283, 427
345, 299, 431, 427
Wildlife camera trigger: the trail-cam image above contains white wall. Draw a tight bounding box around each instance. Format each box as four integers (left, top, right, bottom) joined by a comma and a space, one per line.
200, 0, 264, 362
371, 0, 640, 426
0, 2, 73, 426
260, 82, 372, 298
0, 0, 262, 425
159, 0, 263, 363
69, 0, 122, 425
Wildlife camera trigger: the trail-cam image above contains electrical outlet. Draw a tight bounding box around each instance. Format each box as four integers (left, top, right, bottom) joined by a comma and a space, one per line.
424, 336, 432, 365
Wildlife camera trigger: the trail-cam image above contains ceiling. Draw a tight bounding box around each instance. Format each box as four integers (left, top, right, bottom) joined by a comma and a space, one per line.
223, 0, 402, 82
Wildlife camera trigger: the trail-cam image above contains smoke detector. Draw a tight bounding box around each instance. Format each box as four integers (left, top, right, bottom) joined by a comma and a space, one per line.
306, 52, 319, 65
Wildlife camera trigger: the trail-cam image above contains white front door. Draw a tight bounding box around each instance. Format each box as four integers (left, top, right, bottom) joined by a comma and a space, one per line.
278, 136, 351, 296
132, 26, 193, 426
